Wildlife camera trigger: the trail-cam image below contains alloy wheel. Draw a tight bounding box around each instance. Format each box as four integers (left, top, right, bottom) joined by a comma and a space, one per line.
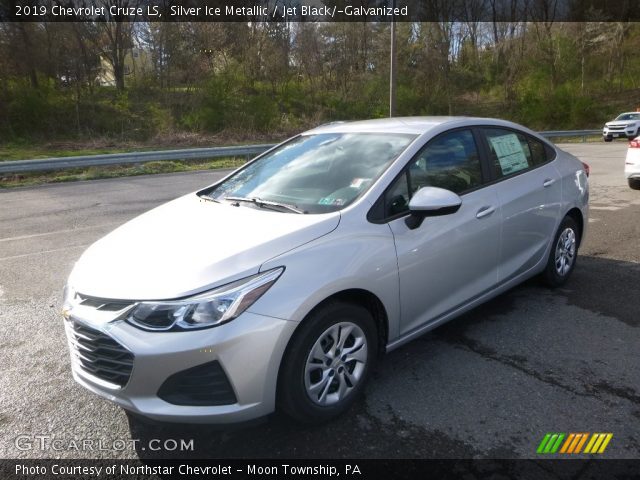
554, 227, 576, 276
304, 322, 368, 406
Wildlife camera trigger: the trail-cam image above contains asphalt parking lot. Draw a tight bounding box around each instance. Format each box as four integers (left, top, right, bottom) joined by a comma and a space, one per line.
0, 142, 638, 459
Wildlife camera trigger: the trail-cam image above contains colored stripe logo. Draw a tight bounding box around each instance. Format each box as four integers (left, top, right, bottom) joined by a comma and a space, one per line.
537, 433, 612, 454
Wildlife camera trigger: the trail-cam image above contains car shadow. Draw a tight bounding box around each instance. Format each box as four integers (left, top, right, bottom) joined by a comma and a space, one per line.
127, 254, 638, 459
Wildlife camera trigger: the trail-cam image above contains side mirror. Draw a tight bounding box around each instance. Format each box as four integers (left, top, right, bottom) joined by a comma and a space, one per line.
405, 187, 462, 229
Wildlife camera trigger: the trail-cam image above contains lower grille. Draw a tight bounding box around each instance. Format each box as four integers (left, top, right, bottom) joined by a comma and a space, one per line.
158, 361, 237, 406
65, 318, 134, 388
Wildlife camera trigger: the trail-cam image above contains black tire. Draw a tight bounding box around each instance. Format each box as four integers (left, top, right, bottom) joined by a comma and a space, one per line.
629, 178, 640, 190
604, 137, 613, 142
543, 216, 580, 288
278, 301, 378, 423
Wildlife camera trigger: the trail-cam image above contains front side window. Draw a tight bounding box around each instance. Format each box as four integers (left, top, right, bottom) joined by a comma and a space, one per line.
205, 132, 416, 214
385, 129, 482, 217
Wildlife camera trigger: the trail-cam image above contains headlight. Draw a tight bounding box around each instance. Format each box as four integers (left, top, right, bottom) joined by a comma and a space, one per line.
125, 267, 284, 331
62, 284, 76, 318
62, 284, 74, 306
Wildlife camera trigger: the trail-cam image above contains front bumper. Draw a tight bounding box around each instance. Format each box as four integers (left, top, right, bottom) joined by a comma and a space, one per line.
64, 311, 297, 423
603, 127, 638, 139
625, 167, 640, 179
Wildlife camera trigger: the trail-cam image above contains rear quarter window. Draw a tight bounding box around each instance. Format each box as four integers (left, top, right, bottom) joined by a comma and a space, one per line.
528, 137, 550, 166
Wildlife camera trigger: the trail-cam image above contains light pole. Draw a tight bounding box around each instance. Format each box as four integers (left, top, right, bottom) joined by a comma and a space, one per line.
389, 0, 397, 117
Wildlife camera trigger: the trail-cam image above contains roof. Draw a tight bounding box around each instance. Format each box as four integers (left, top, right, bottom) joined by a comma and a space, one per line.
305, 116, 496, 135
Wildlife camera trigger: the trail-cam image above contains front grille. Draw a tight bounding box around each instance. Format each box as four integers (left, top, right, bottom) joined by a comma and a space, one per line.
76, 294, 133, 312
65, 319, 134, 388
158, 361, 237, 406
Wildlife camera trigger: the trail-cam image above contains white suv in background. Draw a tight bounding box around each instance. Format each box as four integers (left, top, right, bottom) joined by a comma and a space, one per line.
603, 112, 640, 141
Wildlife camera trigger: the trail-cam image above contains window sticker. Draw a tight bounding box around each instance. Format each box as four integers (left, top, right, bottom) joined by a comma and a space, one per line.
319, 185, 360, 206
350, 178, 370, 188
489, 133, 529, 175
318, 197, 345, 206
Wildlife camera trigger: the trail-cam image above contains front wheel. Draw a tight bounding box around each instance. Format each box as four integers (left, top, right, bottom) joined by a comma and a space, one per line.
542, 216, 580, 288
603, 137, 613, 142
278, 301, 377, 423
629, 178, 640, 190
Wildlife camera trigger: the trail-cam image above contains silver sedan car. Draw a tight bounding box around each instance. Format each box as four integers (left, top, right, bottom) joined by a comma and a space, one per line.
62, 117, 589, 424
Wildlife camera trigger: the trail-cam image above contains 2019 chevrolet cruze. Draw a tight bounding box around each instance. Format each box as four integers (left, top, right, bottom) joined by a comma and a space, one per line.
62, 117, 589, 424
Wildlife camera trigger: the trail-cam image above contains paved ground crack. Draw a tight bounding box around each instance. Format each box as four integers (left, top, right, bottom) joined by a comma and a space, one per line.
591, 381, 640, 405
440, 334, 608, 403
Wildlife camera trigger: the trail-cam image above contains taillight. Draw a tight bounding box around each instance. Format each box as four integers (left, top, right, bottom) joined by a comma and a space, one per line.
581, 161, 590, 177
629, 139, 640, 148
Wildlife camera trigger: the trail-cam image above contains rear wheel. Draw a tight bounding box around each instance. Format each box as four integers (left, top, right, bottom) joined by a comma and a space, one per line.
543, 216, 580, 288
629, 178, 640, 190
278, 301, 377, 423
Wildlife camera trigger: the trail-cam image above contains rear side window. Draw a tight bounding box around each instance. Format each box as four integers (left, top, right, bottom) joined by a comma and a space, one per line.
384, 129, 482, 217
482, 128, 553, 178
482, 128, 533, 178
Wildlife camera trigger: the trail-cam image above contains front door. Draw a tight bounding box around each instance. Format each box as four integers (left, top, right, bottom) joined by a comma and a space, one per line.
384, 129, 502, 335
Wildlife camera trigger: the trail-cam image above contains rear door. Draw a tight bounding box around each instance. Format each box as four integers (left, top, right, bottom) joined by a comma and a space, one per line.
478, 128, 561, 283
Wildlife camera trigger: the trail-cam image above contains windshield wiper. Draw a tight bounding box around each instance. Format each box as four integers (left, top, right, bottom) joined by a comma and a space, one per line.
197, 192, 220, 203
224, 196, 306, 214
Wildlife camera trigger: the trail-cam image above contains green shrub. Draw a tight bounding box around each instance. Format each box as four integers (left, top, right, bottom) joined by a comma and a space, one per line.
241, 94, 279, 131
146, 103, 173, 134
4, 81, 75, 138
142, 161, 185, 173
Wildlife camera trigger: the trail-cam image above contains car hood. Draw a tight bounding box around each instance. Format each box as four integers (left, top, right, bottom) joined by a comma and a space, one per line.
606, 120, 638, 127
69, 194, 340, 300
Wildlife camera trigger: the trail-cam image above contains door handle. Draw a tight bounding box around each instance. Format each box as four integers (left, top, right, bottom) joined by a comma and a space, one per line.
543, 178, 556, 188
476, 206, 495, 219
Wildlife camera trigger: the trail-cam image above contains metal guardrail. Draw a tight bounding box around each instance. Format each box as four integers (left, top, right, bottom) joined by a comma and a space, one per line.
540, 130, 602, 141
0, 144, 275, 175
0, 130, 604, 175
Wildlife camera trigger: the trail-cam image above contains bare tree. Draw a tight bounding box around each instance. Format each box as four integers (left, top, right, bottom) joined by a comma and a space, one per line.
87, 0, 140, 91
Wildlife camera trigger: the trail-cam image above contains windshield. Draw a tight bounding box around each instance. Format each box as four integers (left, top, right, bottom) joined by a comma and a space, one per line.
615, 113, 640, 121
204, 132, 417, 214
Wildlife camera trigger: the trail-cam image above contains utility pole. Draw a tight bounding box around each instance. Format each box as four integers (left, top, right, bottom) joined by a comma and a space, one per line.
389, 0, 397, 117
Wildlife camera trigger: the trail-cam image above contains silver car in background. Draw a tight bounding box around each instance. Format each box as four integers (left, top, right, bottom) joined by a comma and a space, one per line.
62, 117, 589, 424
